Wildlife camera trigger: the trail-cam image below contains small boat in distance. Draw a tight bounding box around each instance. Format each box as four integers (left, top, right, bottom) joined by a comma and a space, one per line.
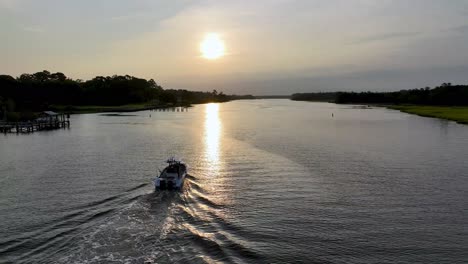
154, 157, 187, 190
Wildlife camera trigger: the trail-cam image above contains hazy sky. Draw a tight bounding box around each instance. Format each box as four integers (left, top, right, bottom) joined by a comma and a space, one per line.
1, 0, 468, 95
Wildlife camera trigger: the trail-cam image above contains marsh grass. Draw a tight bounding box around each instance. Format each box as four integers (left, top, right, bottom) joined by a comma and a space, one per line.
389, 105, 468, 124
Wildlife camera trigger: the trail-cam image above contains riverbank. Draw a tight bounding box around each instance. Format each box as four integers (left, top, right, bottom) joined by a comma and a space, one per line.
51, 98, 257, 114
388, 105, 468, 124
50, 103, 190, 114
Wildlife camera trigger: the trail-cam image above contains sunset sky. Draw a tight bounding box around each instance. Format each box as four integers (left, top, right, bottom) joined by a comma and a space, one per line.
1, 0, 468, 94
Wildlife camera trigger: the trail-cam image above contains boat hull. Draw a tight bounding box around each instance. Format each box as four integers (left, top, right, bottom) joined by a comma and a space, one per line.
155, 172, 186, 190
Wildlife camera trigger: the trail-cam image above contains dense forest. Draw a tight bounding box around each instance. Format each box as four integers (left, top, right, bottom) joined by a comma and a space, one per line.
291, 92, 337, 102
292, 84, 468, 106
0, 71, 254, 120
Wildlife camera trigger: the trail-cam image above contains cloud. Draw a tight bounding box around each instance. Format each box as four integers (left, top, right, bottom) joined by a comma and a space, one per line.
3, 0, 468, 94
110, 13, 149, 22
167, 64, 468, 95
0, 0, 19, 10
22, 25, 44, 33
351, 31, 422, 45
450, 24, 468, 34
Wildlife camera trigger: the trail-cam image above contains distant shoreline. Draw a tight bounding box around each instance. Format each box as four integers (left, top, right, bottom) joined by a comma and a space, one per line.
289, 85, 468, 125
288, 100, 468, 125
51, 103, 191, 114
0, 71, 255, 121
50, 99, 250, 114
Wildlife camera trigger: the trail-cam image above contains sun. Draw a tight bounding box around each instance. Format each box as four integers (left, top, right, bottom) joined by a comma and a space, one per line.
200, 33, 225, 60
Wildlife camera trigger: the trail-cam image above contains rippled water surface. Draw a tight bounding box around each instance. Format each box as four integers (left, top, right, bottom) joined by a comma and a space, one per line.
1, 100, 467, 263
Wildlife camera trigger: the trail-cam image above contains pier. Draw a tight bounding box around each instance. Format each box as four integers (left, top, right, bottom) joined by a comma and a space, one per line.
1, 111, 70, 134
151, 106, 189, 112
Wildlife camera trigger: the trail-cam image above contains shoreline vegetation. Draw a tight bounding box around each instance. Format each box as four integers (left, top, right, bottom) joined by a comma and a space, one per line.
388, 105, 468, 124
50, 103, 167, 114
291, 83, 468, 124
0, 71, 254, 120
2, 70, 467, 125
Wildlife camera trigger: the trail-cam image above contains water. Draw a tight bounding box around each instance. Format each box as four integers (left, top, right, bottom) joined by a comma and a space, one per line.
1, 100, 467, 263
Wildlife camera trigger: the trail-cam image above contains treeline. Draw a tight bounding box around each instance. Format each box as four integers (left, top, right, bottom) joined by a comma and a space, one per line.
0, 70, 253, 115
291, 83, 468, 106
335, 84, 468, 105
291, 92, 337, 102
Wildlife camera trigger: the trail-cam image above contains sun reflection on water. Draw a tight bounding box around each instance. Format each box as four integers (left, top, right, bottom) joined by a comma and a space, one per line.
204, 103, 221, 166
202, 103, 234, 207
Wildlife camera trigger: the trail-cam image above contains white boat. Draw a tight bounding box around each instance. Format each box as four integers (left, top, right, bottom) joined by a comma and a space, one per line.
154, 157, 187, 190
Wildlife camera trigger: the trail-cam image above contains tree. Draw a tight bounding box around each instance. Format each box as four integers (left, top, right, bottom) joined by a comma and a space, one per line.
0, 96, 5, 121
50, 72, 67, 82
32, 70, 51, 82
0, 70, 254, 112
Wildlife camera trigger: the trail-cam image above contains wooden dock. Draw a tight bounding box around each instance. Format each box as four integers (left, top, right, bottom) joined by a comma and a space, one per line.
1, 111, 70, 134
0, 120, 70, 133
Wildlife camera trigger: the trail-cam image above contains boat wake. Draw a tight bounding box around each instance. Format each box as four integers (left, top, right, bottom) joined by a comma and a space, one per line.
0, 183, 149, 264
0, 169, 268, 264
33, 174, 264, 264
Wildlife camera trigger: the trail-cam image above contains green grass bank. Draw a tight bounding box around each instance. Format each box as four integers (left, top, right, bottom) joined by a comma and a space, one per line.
388, 105, 468, 124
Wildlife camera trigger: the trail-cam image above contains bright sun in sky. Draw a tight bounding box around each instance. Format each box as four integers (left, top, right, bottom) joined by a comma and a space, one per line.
200, 33, 225, 60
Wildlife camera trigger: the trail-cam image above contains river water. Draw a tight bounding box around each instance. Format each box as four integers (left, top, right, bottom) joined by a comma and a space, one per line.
1, 100, 467, 263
